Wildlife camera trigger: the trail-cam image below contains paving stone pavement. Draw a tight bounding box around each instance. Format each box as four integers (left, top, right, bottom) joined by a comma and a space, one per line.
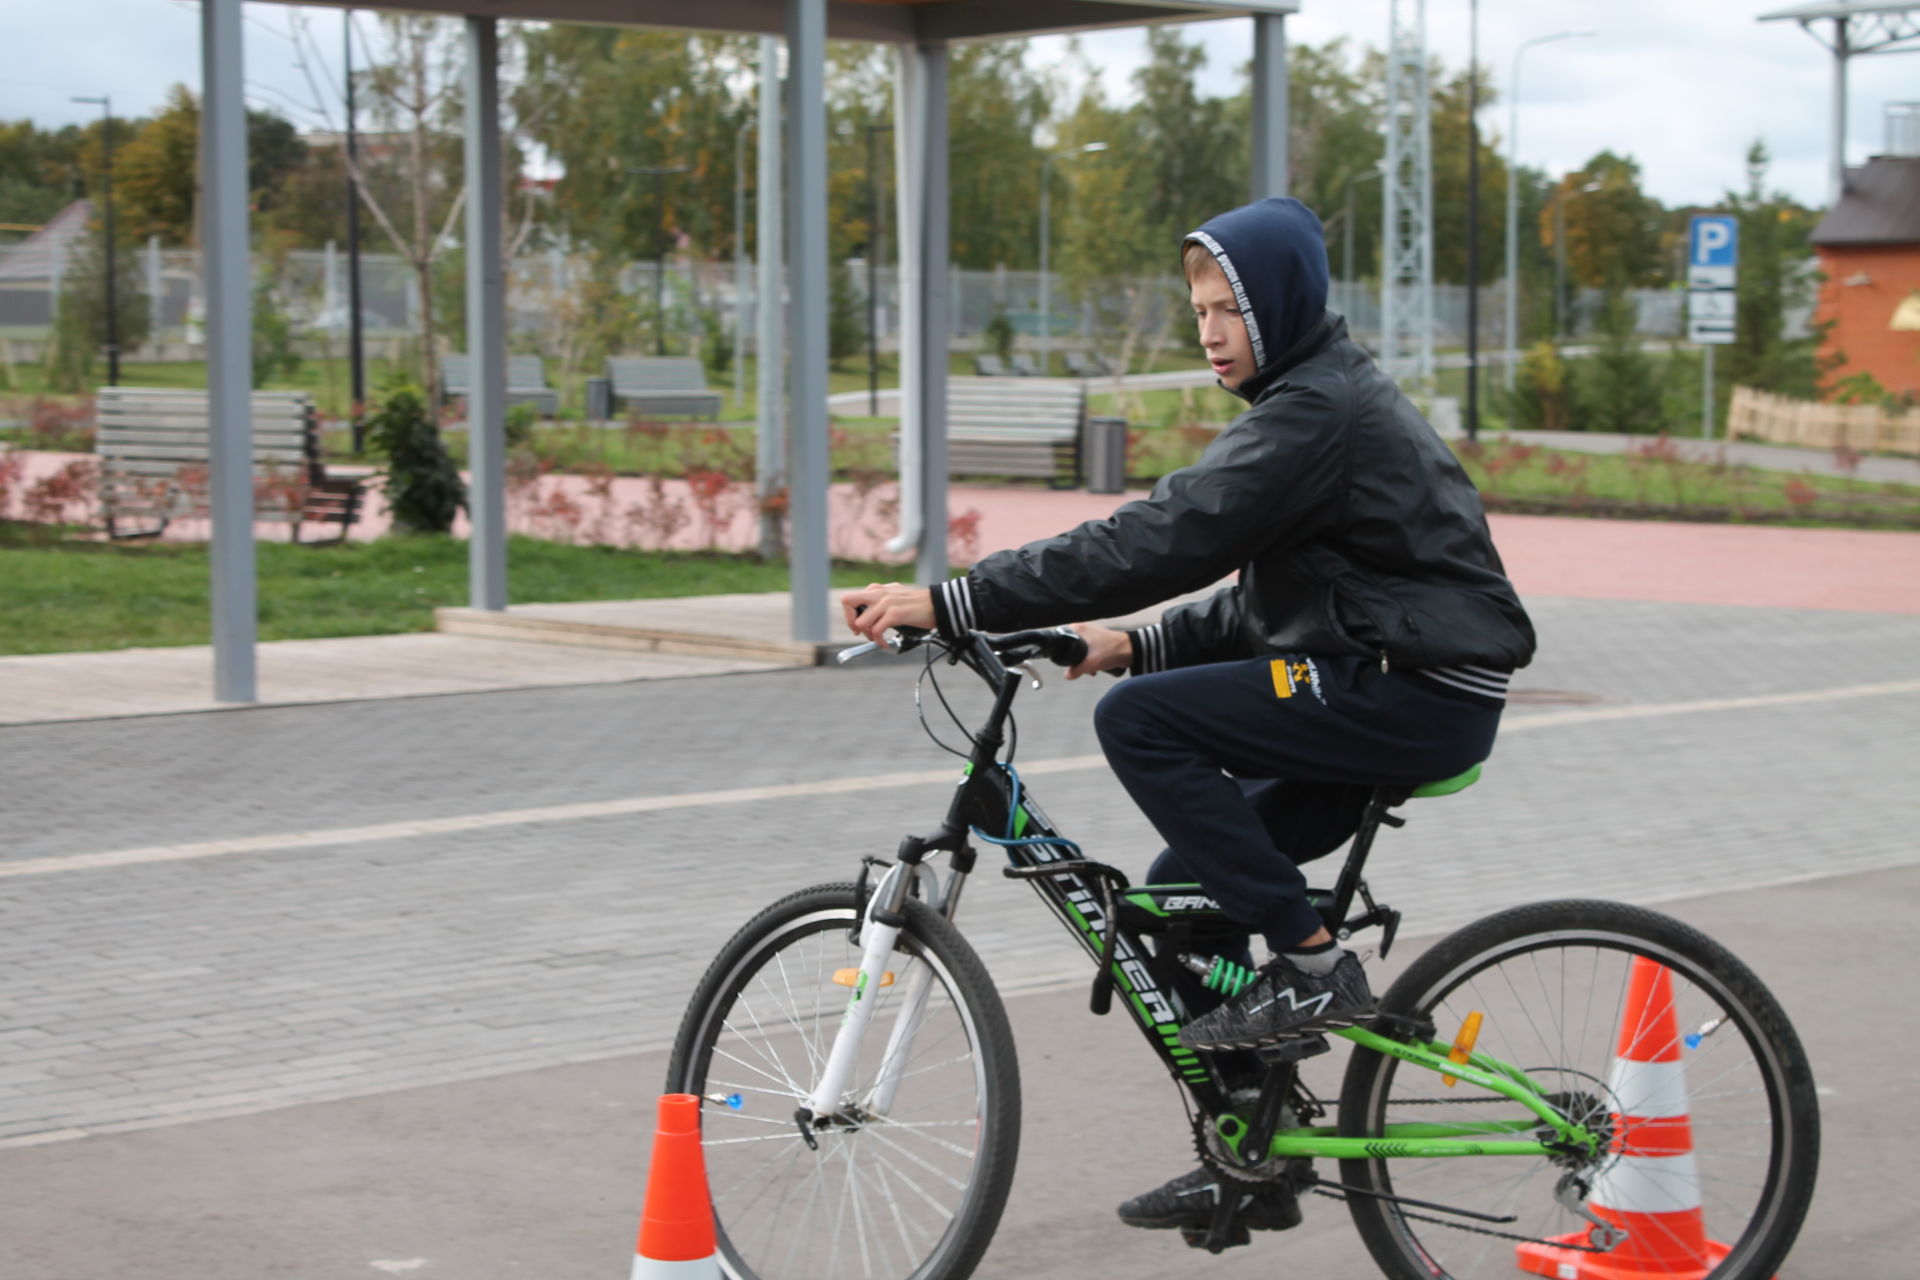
2, 593, 1918, 1146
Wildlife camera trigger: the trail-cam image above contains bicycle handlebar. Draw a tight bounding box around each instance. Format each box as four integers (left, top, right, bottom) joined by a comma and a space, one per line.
835, 624, 1091, 673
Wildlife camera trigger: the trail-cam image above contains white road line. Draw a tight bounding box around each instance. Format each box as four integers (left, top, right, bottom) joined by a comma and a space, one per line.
7, 678, 1917, 881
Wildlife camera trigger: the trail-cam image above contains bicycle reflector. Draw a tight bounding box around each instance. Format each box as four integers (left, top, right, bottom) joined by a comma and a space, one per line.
1442, 1011, 1485, 1088
833, 969, 895, 988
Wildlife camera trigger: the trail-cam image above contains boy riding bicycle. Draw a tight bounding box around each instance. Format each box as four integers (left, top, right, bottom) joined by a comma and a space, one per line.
843, 196, 1535, 1233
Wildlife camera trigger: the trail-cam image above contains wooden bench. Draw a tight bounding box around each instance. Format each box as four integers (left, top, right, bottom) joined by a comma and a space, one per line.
95, 387, 364, 543
1063, 349, 1114, 378
439, 352, 559, 416
944, 376, 1087, 487
606, 356, 723, 420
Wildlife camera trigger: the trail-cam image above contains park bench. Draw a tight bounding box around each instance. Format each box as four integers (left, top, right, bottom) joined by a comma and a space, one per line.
94, 387, 364, 543
944, 375, 1087, 487
972, 354, 1013, 378
606, 356, 723, 420
1062, 350, 1114, 378
1006, 353, 1042, 377
439, 352, 559, 416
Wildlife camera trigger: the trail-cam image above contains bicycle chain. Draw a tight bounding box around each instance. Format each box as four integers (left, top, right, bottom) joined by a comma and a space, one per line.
1192, 1113, 1609, 1254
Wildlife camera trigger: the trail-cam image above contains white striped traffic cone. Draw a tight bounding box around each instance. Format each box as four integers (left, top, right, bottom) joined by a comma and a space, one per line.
630, 1094, 720, 1278
1515, 957, 1735, 1280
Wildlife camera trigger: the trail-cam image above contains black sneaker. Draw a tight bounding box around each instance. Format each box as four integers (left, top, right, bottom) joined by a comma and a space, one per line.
1116, 1166, 1303, 1232
1177, 950, 1374, 1050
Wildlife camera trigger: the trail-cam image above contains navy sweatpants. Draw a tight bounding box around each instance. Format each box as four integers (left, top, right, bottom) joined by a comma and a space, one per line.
1093, 652, 1501, 950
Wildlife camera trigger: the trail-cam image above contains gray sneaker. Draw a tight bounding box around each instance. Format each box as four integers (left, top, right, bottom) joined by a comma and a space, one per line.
1116, 1166, 1303, 1232
1177, 950, 1374, 1050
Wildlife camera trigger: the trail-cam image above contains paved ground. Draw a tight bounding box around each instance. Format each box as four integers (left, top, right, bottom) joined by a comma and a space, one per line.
2, 576, 1918, 1275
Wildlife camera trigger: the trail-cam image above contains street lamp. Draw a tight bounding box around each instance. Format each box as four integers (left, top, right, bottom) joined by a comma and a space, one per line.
1038, 141, 1107, 376
72, 94, 118, 385
865, 122, 893, 415
1503, 29, 1595, 389
630, 164, 690, 356
1553, 179, 1605, 340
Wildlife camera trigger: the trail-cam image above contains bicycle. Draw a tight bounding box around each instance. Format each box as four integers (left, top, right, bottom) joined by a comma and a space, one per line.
666, 625, 1819, 1280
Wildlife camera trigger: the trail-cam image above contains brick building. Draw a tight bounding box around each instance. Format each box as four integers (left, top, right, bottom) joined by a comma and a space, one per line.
1811, 149, 1920, 397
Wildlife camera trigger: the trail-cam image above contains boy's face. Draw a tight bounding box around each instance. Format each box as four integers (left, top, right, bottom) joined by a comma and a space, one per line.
1189, 258, 1255, 389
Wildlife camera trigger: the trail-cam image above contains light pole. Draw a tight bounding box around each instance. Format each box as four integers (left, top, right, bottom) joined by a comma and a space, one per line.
1503, 29, 1594, 389
734, 125, 749, 411
1553, 179, 1604, 339
1342, 166, 1385, 292
630, 164, 690, 356
865, 122, 892, 415
1466, 0, 1480, 442
1038, 141, 1106, 376
344, 10, 367, 451
72, 94, 118, 385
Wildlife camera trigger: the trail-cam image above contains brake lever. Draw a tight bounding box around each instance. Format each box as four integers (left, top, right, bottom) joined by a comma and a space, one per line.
1014, 660, 1043, 690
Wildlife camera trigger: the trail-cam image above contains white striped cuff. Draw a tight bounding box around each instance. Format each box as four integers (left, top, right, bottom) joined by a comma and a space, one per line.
937, 577, 978, 636
1129, 623, 1171, 674
1417, 664, 1512, 701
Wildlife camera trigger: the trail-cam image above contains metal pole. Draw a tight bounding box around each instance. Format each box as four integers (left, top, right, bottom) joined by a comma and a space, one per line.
913, 42, 950, 585
1465, 0, 1480, 442
786, 0, 830, 644
102, 98, 118, 385
1038, 153, 1050, 377
1702, 344, 1715, 441
868, 123, 881, 414
201, 0, 256, 703
755, 36, 784, 562
734, 125, 747, 412
1554, 193, 1566, 340
1507, 31, 1594, 389
345, 9, 366, 449
464, 16, 506, 612
1831, 17, 1850, 202
1250, 13, 1289, 200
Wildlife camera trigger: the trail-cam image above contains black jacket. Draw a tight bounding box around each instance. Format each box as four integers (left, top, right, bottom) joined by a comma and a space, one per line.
932, 312, 1536, 676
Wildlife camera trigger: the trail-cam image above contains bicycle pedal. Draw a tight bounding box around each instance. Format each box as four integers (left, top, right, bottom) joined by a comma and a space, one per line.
1255, 1033, 1329, 1065
1368, 1012, 1437, 1043
1179, 1223, 1251, 1253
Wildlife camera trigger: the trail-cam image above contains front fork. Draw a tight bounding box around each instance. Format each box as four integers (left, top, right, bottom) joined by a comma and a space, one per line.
802, 849, 970, 1124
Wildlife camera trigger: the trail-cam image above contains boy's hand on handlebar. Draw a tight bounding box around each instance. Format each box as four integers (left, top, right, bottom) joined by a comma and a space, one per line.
1064, 622, 1132, 679
841, 583, 936, 644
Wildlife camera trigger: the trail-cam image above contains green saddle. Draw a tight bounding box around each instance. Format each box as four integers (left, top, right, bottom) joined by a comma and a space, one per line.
1407, 763, 1482, 799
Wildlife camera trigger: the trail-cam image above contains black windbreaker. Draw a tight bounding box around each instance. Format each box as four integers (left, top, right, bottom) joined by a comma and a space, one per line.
932, 200, 1535, 677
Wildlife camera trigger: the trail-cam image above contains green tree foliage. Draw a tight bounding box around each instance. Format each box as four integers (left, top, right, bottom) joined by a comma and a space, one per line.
0, 119, 86, 227
43, 224, 151, 392
367, 386, 465, 533
828, 257, 864, 369
110, 86, 308, 247
948, 42, 1050, 270
1723, 141, 1829, 400
1550, 152, 1668, 290
1427, 65, 1509, 285
1574, 290, 1667, 433
1270, 40, 1384, 281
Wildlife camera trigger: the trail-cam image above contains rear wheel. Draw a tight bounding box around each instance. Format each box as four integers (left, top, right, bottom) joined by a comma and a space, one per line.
1337, 899, 1818, 1280
667, 883, 1021, 1280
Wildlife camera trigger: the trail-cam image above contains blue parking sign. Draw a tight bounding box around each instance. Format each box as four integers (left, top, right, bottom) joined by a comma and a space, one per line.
1690, 216, 1738, 269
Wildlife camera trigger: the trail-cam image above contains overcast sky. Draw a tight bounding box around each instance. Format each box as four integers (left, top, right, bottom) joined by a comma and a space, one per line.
3, 0, 1914, 211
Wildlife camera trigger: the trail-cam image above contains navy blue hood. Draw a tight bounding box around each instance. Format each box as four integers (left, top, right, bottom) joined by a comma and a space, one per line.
1183, 197, 1331, 376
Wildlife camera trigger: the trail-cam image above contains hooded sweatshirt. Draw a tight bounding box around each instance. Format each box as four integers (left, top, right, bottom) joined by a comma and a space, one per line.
1183, 196, 1331, 379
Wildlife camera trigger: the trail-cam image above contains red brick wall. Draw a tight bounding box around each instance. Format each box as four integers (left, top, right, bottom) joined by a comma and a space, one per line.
1814, 244, 1920, 396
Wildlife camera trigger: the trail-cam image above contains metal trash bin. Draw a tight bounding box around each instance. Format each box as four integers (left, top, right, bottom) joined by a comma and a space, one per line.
1083, 416, 1128, 494
585, 376, 613, 422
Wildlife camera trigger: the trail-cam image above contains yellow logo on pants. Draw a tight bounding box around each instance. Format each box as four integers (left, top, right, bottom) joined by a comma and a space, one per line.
1269, 657, 1324, 704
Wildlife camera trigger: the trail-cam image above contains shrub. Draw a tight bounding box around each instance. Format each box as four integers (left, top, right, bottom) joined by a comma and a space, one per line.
366, 386, 466, 534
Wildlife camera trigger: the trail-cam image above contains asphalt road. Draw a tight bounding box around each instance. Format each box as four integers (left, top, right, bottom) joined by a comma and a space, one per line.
3, 591, 1918, 1277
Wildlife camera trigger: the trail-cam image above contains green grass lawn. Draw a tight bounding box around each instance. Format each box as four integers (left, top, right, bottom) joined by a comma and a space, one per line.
0, 527, 895, 656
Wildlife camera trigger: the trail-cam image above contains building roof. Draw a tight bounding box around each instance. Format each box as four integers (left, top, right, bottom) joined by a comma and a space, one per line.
275, 0, 1298, 44
1812, 155, 1920, 246
0, 199, 93, 283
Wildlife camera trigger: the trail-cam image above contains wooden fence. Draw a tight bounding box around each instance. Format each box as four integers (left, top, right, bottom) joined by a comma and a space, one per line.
1728, 385, 1920, 456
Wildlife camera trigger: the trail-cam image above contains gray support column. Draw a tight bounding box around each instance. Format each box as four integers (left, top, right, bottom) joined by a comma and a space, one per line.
786, 0, 829, 643
756, 36, 785, 563
463, 16, 506, 610
201, 0, 256, 702
1250, 14, 1290, 200
885, 46, 924, 560
1830, 18, 1850, 201
911, 42, 950, 583
147, 235, 163, 338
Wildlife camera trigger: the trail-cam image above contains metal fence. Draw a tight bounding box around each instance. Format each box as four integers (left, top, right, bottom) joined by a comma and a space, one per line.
0, 239, 1798, 362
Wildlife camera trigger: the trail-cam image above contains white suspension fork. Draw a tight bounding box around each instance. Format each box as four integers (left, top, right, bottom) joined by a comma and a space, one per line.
865, 864, 966, 1116
804, 866, 911, 1119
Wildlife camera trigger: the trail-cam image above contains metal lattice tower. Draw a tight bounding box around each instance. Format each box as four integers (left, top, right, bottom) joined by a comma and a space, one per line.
1381, 0, 1434, 386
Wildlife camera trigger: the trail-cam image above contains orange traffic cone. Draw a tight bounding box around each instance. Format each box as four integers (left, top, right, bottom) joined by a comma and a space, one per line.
1515, 958, 1736, 1280
630, 1094, 720, 1279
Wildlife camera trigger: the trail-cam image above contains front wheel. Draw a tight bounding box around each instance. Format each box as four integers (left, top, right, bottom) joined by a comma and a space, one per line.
667, 882, 1021, 1280
1338, 899, 1818, 1280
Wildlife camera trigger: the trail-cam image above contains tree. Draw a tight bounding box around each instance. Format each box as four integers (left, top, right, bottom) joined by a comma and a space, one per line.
1723, 140, 1829, 401
0, 119, 86, 228
1549, 151, 1667, 291
113, 87, 309, 246
42, 223, 150, 392
1428, 64, 1509, 285
948, 41, 1050, 270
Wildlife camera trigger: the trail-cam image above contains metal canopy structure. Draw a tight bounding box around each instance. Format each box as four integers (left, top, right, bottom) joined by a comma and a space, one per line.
1759, 1, 1920, 201
195, 0, 1298, 700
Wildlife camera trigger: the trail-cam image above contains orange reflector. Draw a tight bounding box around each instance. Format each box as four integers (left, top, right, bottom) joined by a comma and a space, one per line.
1442, 1011, 1484, 1088
832, 968, 894, 988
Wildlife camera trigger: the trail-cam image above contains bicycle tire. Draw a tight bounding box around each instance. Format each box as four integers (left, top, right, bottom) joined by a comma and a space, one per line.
1337, 899, 1818, 1280
667, 882, 1021, 1280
